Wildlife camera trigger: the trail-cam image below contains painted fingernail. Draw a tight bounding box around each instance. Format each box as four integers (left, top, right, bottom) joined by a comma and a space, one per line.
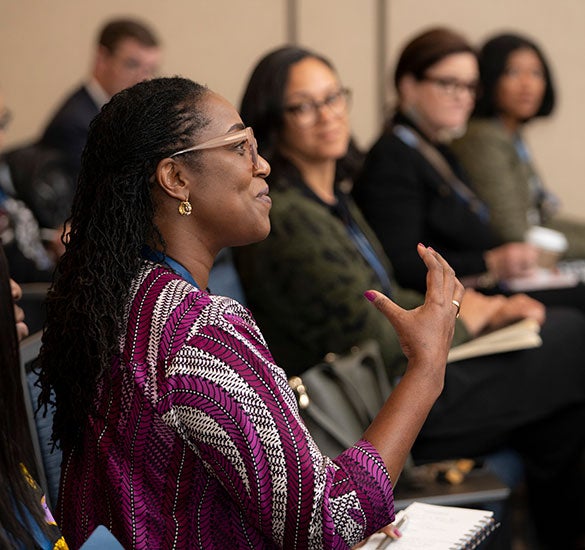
418, 243, 425, 248
394, 529, 402, 538
364, 291, 376, 302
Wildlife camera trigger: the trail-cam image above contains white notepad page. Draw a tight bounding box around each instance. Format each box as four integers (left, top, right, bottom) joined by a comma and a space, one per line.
361, 502, 495, 550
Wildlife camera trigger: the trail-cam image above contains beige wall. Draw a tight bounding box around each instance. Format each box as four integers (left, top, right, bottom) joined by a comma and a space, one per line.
1, 0, 288, 144
1, 0, 584, 217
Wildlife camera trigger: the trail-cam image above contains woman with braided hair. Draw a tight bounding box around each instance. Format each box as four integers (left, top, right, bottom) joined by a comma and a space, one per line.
38, 76, 463, 549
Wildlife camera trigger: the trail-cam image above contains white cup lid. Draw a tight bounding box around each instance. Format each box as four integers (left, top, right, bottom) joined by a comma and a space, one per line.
525, 226, 568, 252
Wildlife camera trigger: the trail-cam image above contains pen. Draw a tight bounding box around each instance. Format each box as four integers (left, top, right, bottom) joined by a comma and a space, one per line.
374, 511, 409, 549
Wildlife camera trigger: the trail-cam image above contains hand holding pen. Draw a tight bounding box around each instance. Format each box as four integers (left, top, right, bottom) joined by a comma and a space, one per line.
375, 510, 408, 549
350, 510, 408, 549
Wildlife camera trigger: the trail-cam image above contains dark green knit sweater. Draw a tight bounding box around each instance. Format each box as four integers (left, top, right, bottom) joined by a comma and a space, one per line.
234, 180, 470, 378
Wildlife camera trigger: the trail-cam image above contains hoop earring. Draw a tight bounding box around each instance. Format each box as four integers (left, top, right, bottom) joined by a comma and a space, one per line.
178, 197, 192, 216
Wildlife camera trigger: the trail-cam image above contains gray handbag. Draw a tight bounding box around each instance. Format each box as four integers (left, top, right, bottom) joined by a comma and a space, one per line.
288, 341, 504, 498
289, 340, 392, 458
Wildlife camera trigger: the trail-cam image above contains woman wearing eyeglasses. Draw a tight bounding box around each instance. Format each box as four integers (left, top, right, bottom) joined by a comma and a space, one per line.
235, 44, 585, 548
38, 76, 466, 549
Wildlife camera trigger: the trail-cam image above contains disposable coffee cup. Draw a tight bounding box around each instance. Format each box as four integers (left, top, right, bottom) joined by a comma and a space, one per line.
525, 226, 568, 268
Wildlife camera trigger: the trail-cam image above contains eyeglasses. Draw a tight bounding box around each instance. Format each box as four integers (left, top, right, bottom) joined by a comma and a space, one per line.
115, 55, 159, 78
283, 88, 351, 128
0, 109, 12, 131
421, 76, 479, 98
105, 45, 160, 79
170, 126, 259, 169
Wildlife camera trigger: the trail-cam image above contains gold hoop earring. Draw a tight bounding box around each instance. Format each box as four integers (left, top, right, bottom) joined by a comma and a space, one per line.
178, 197, 192, 216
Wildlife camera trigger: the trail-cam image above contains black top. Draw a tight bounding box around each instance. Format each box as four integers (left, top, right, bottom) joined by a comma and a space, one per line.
40, 85, 100, 181
353, 115, 500, 293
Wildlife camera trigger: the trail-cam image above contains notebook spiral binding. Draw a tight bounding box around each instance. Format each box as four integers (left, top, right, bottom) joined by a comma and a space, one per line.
451, 518, 500, 550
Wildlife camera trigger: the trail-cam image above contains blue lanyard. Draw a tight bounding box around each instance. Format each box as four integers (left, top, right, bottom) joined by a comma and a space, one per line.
346, 219, 393, 298
141, 246, 200, 289
513, 134, 531, 162
333, 195, 393, 298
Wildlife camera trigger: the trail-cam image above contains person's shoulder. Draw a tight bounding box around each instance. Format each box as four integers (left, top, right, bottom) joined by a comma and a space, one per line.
56, 85, 97, 111
186, 292, 270, 358
253, 184, 341, 267
268, 183, 325, 223
43, 85, 99, 130
463, 118, 508, 142
452, 119, 511, 162
358, 128, 424, 192
361, 129, 421, 184
206, 293, 256, 329
136, 263, 253, 327
269, 183, 306, 207
128, 263, 267, 353
366, 129, 409, 159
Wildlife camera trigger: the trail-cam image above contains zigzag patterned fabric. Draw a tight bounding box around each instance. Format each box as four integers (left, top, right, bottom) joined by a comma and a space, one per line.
57, 262, 395, 549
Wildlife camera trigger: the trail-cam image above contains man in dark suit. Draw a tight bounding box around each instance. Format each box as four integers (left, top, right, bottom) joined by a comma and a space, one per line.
39, 18, 161, 182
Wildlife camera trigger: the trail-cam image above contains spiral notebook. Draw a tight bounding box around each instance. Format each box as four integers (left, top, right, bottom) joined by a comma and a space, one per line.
362, 502, 498, 549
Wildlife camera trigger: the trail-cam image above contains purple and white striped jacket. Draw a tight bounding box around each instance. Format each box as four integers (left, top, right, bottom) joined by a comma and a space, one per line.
58, 262, 395, 549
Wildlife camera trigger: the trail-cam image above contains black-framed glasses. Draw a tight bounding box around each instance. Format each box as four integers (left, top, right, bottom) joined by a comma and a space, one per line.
0, 109, 12, 131
283, 87, 351, 128
421, 76, 479, 98
170, 126, 259, 169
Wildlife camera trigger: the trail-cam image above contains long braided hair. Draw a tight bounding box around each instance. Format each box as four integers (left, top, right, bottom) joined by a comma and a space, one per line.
38, 77, 210, 448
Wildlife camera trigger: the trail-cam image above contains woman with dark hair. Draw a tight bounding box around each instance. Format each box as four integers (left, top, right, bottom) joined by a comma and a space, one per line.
37, 75, 464, 549
472, 33, 555, 120
354, 28, 585, 314
0, 246, 67, 549
452, 32, 585, 257
235, 43, 585, 548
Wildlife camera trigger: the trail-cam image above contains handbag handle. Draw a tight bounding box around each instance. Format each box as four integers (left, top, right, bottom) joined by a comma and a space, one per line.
289, 375, 359, 449
288, 341, 391, 453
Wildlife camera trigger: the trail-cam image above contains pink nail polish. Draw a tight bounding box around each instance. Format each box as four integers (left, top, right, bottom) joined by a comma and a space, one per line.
364, 291, 376, 302
394, 529, 402, 537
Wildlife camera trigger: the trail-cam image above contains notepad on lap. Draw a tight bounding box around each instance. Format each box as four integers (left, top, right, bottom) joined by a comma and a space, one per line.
361, 502, 498, 549
447, 318, 542, 363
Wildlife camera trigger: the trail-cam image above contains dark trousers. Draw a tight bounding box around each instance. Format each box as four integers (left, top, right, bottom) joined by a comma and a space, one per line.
413, 307, 585, 548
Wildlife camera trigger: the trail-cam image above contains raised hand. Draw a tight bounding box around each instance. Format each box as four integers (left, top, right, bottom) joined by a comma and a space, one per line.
362, 245, 464, 483
365, 244, 464, 369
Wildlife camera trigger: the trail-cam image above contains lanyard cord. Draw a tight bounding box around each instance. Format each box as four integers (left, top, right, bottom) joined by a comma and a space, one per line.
333, 195, 393, 297
394, 124, 490, 224
345, 219, 393, 298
